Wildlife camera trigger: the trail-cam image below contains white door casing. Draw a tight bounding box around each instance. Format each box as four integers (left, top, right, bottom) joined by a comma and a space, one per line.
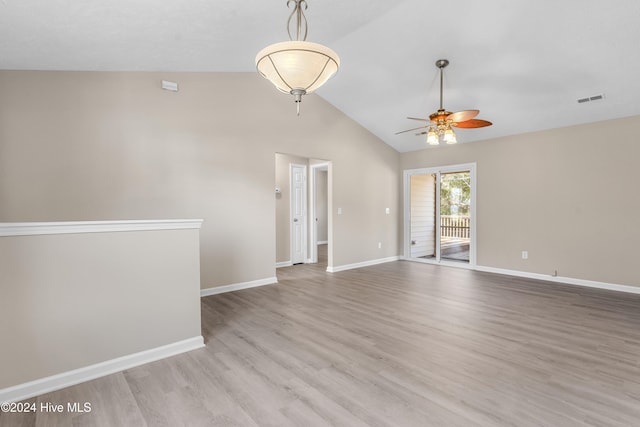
309, 162, 329, 263
291, 164, 307, 264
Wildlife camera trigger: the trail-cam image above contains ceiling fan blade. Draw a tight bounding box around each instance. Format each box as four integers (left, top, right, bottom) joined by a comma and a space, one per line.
407, 117, 431, 122
452, 119, 493, 129
395, 125, 430, 135
447, 110, 479, 123
415, 131, 428, 136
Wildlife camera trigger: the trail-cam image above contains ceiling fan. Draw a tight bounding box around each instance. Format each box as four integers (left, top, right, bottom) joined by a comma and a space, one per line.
396, 59, 492, 145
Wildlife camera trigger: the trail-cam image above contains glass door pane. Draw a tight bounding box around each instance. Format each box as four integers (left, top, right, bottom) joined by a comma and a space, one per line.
409, 174, 437, 260
440, 172, 470, 263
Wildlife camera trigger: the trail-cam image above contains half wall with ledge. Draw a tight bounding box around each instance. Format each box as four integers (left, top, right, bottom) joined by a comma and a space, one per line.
0, 219, 204, 402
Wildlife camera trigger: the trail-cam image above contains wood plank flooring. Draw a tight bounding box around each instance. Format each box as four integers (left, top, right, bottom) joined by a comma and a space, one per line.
3, 257, 640, 426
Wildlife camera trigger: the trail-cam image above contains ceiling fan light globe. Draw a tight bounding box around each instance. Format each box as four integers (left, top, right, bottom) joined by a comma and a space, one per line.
443, 128, 457, 144
427, 130, 439, 145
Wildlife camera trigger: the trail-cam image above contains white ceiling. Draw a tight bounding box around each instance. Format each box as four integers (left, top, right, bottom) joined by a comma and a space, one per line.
2, 0, 640, 152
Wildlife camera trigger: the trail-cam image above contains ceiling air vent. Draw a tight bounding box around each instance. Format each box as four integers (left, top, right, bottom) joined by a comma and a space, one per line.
577, 93, 605, 104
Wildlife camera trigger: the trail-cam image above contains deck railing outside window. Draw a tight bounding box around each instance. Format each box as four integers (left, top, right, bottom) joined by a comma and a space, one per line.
440, 215, 470, 239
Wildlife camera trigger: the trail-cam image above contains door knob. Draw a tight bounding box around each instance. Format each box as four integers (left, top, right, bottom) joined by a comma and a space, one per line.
293, 218, 299, 222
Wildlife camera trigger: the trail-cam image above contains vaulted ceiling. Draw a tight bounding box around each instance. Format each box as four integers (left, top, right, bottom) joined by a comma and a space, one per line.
2, 0, 639, 152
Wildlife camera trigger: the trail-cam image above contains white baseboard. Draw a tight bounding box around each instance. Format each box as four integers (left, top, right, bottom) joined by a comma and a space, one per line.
200, 277, 278, 297
476, 265, 640, 295
276, 261, 292, 268
327, 256, 400, 273
317, 241, 328, 245
0, 336, 204, 403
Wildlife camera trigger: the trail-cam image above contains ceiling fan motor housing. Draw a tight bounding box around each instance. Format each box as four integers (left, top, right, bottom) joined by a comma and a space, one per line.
429, 109, 453, 122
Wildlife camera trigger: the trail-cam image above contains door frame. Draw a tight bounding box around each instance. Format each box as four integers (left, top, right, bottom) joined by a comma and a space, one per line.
403, 162, 477, 268
309, 162, 329, 263
290, 163, 308, 264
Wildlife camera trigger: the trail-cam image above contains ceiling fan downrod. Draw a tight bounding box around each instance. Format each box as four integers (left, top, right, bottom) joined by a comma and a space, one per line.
436, 59, 449, 111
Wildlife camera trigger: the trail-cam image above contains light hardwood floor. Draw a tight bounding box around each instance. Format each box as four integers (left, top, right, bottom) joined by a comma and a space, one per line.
3, 258, 640, 426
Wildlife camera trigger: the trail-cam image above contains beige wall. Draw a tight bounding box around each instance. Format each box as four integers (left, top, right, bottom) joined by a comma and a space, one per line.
0, 71, 401, 287
0, 225, 202, 390
401, 115, 640, 287
4, 71, 629, 289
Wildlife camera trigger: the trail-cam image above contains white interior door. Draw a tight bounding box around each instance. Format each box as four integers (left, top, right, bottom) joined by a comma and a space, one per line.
291, 164, 307, 264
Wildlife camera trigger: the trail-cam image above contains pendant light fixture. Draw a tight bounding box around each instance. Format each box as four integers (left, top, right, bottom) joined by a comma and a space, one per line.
256, 0, 340, 115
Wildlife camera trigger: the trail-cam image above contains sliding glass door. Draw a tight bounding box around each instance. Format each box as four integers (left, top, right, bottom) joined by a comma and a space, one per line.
440, 171, 471, 262
404, 164, 476, 267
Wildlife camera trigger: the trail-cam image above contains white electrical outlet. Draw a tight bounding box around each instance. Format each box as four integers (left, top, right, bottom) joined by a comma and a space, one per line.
337, 207, 342, 215
378, 242, 382, 249
522, 251, 528, 260
385, 207, 390, 214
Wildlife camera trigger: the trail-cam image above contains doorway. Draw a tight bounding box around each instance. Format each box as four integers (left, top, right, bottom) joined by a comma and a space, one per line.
404, 163, 476, 267
275, 153, 331, 269
310, 163, 329, 265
